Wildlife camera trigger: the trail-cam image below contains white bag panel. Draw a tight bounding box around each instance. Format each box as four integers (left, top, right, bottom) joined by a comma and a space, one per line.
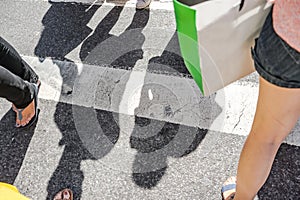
193, 0, 241, 29
193, 0, 271, 95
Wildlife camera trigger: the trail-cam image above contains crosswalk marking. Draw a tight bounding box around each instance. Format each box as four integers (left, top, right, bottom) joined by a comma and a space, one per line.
23, 56, 300, 146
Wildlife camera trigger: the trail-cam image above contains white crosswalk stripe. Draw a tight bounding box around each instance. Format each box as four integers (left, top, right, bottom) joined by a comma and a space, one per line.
23, 55, 300, 146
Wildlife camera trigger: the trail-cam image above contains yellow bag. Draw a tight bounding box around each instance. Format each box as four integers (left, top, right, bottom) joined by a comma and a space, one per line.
0, 182, 30, 200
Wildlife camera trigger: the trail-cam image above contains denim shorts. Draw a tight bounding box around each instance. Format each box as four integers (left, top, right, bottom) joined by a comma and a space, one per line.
251, 8, 300, 88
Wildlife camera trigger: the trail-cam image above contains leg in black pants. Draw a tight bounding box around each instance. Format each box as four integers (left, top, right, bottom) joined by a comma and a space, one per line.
0, 66, 34, 108
0, 36, 39, 84
0, 37, 39, 127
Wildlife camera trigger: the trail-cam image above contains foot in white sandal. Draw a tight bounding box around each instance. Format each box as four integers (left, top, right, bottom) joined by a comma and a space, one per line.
221, 177, 236, 200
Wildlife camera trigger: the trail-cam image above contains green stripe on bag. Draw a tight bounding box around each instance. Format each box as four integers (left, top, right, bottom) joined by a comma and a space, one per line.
173, 0, 204, 94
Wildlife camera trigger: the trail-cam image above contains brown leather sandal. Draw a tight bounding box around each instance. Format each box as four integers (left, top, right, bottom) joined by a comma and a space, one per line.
12, 80, 41, 128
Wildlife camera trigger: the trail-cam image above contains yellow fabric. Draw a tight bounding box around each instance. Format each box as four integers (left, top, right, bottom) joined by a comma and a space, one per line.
0, 182, 30, 200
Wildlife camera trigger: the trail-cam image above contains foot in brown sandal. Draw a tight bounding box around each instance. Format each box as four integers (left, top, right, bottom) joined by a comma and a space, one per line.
53, 189, 73, 200
12, 80, 41, 113
13, 81, 40, 128
221, 176, 236, 200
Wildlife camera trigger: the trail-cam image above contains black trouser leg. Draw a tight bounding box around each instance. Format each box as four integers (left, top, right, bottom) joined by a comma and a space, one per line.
0, 36, 39, 84
0, 66, 34, 109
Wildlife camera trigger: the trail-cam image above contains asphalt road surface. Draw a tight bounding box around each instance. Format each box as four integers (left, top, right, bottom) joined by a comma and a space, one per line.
0, 0, 299, 199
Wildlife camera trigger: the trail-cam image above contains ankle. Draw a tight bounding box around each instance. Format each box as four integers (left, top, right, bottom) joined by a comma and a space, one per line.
234, 185, 256, 200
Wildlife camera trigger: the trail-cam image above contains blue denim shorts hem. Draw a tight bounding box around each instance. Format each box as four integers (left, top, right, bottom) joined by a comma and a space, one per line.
252, 8, 300, 89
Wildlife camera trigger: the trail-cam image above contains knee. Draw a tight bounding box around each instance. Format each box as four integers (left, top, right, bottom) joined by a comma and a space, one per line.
250, 127, 289, 147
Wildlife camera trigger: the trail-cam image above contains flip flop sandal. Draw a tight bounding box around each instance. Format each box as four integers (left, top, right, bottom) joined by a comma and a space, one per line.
15, 82, 40, 128
221, 183, 236, 200
12, 81, 41, 111
53, 189, 73, 200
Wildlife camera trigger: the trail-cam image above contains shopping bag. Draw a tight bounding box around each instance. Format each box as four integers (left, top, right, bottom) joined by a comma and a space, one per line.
173, 0, 272, 95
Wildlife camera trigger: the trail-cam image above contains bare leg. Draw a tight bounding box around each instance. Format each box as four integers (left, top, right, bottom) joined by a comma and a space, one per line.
233, 77, 300, 200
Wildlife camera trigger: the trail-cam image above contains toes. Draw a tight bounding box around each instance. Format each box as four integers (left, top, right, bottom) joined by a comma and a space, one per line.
53, 189, 73, 200
15, 118, 21, 127
62, 190, 71, 199
224, 176, 236, 185
222, 177, 236, 200
24, 120, 30, 126
53, 191, 62, 200
15, 100, 36, 127
21, 118, 30, 127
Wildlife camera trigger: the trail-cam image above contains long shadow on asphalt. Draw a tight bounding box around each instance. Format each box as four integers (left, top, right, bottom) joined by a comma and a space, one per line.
34, 2, 150, 199
130, 117, 208, 188
46, 102, 120, 200
0, 108, 38, 184
34, 2, 101, 199
129, 33, 218, 188
34, 2, 100, 60
146, 33, 191, 77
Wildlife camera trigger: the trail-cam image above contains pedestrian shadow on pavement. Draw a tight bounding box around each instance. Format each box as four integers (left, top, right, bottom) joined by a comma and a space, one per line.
146, 33, 191, 77
0, 108, 38, 185
131, 116, 208, 188
79, 6, 125, 63
34, 1, 100, 61
130, 32, 223, 188
46, 102, 120, 200
80, 6, 149, 68
42, 59, 121, 200
34, 2, 150, 199
33, 2, 106, 199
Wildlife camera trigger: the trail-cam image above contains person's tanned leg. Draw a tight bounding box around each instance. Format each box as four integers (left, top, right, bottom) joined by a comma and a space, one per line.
233, 77, 300, 200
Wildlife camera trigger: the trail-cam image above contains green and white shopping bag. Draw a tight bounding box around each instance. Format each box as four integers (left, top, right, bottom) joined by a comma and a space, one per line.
173, 0, 271, 95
